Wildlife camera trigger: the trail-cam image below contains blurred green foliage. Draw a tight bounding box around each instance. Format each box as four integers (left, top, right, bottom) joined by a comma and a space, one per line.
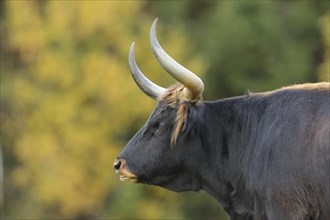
149, 1, 328, 98
1, 1, 328, 220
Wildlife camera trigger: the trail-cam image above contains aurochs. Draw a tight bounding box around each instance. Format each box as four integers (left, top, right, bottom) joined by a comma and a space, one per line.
114, 19, 330, 220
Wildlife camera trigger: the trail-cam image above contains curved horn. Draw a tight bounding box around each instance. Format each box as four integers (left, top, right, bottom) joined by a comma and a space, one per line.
150, 18, 204, 101
129, 42, 166, 99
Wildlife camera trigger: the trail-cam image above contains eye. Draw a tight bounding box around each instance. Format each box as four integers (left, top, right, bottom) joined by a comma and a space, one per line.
152, 129, 159, 135
151, 122, 160, 136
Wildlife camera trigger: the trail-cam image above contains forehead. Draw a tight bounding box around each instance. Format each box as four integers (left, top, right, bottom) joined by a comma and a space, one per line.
146, 85, 184, 121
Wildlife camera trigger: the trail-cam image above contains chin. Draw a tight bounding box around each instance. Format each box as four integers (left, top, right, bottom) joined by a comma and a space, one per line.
144, 174, 202, 193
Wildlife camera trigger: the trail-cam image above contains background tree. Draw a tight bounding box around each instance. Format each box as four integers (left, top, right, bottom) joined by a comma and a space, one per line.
149, 1, 328, 98
318, 13, 330, 81
1, 1, 205, 219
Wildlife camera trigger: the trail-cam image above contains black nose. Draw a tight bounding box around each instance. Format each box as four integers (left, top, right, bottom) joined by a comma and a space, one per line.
114, 158, 125, 172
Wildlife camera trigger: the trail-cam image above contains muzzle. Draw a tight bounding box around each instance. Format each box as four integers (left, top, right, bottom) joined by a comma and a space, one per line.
114, 158, 138, 182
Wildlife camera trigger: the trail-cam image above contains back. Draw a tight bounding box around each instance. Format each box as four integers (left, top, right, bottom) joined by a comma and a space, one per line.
244, 82, 330, 219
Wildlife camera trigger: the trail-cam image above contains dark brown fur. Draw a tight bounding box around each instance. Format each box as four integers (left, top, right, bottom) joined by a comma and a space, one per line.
117, 82, 330, 220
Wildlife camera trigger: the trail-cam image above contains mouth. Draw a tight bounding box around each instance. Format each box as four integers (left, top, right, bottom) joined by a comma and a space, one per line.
119, 175, 138, 182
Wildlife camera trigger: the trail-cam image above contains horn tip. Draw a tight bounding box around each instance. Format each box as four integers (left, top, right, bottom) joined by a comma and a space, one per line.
151, 18, 159, 31
129, 42, 136, 65
153, 17, 159, 24
130, 42, 136, 49
129, 42, 135, 55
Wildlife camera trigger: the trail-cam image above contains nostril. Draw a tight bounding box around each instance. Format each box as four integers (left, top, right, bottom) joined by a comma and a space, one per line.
114, 160, 121, 171
114, 158, 126, 172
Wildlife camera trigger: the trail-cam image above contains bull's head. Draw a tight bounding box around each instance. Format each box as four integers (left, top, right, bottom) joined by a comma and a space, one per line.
114, 19, 205, 192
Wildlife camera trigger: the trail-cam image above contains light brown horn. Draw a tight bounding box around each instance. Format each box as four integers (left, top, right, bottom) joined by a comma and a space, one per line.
129, 42, 166, 99
150, 18, 204, 101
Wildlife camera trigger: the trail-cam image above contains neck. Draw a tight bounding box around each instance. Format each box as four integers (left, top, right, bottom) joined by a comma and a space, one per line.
198, 96, 249, 210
